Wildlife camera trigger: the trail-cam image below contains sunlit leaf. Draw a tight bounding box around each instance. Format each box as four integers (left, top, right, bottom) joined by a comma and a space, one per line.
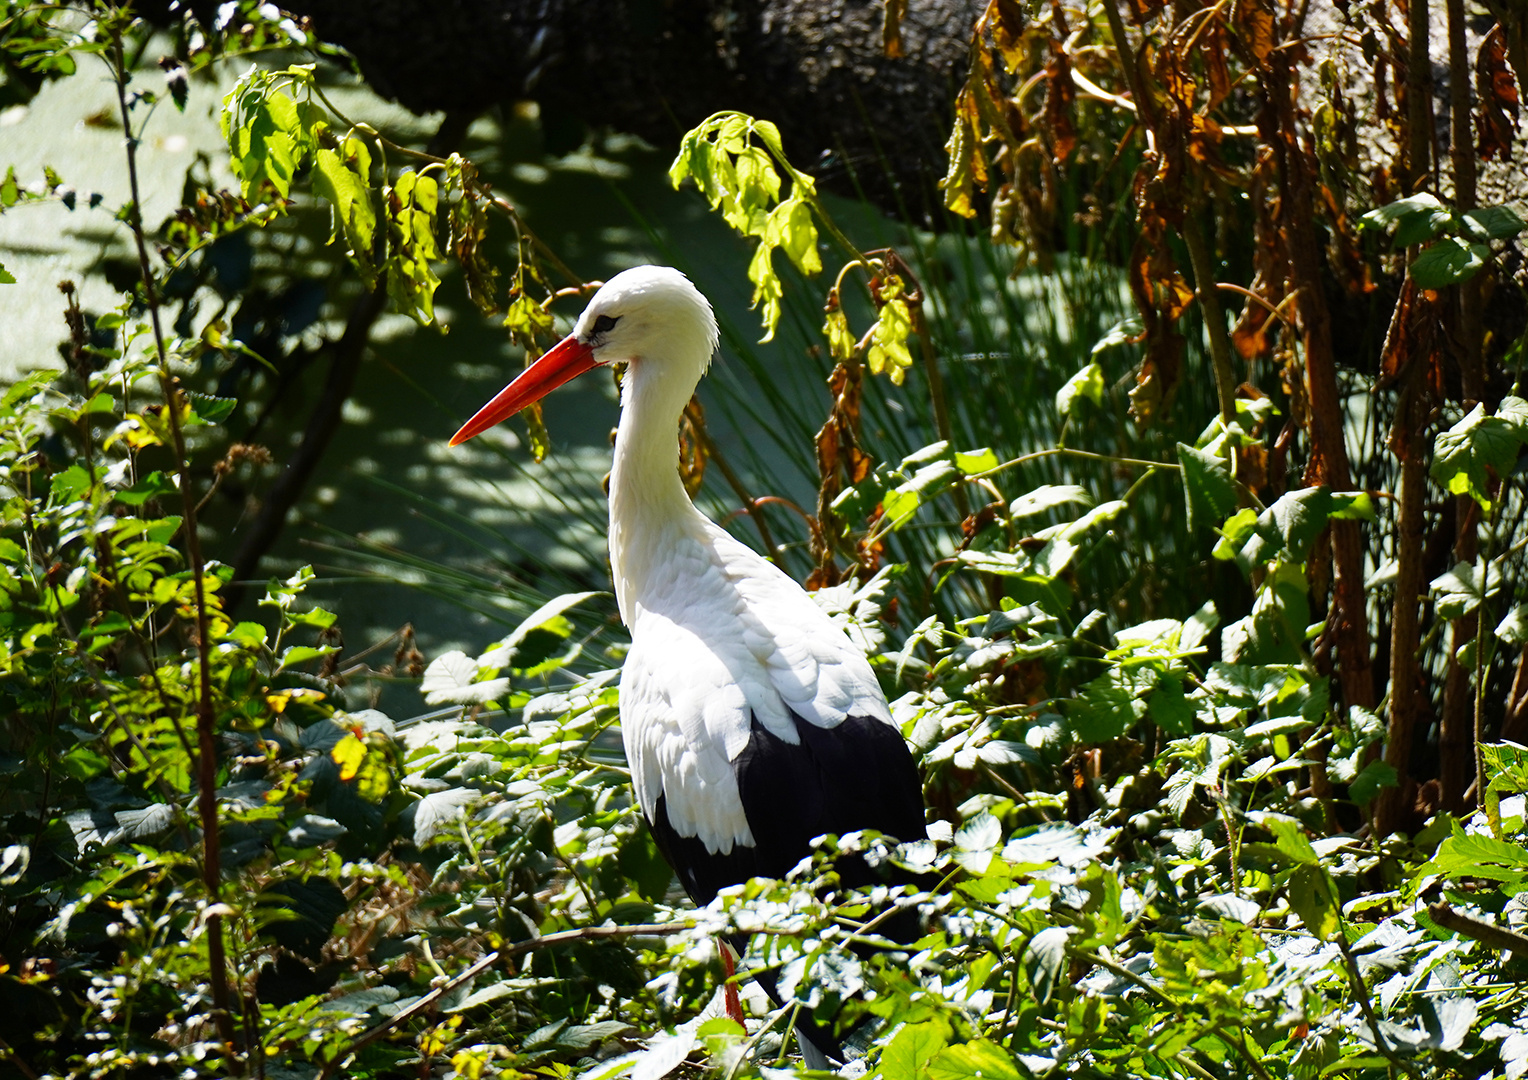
1288, 862, 1340, 940
1411, 237, 1490, 288
1431, 403, 1523, 512
1056, 361, 1104, 417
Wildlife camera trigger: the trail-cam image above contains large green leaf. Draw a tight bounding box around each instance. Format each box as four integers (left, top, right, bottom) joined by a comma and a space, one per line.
1177, 442, 1237, 535
1431, 404, 1523, 512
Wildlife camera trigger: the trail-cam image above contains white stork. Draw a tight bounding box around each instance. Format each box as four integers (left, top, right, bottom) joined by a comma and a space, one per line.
449, 265, 928, 1067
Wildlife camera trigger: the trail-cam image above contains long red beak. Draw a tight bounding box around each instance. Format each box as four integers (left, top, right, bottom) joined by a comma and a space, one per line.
449, 334, 598, 446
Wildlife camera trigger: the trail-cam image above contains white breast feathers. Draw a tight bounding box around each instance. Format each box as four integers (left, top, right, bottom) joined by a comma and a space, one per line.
619, 521, 892, 856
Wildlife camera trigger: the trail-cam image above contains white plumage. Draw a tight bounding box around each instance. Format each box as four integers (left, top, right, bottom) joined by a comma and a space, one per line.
450, 262, 922, 901
588, 267, 895, 856
450, 265, 928, 1069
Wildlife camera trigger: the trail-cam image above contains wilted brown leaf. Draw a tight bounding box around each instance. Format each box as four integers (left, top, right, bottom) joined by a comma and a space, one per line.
1379, 281, 1445, 454
1235, 0, 1275, 64
1232, 299, 1273, 360
1204, 23, 1234, 107
679, 397, 708, 497
1042, 47, 1078, 163
812, 358, 873, 581
1237, 442, 1270, 492
1477, 25, 1520, 161
1124, 0, 1167, 25
992, 0, 1028, 71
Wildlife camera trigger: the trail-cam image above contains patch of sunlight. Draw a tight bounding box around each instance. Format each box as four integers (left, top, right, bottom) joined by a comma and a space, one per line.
342, 399, 374, 425
453, 362, 510, 380
552, 151, 631, 180
371, 312, 425, 343
511, 163, 550, 185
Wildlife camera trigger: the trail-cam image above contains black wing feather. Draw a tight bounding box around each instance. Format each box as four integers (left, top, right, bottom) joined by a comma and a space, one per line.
644, 709, 929, 1067
648, 710, 926, 909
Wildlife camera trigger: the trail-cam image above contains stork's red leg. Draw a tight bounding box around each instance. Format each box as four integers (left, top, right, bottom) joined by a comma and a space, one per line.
718, 938, 745, 1025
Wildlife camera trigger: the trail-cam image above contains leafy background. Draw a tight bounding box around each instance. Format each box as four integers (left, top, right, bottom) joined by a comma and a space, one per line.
2, 2, 1528, 1079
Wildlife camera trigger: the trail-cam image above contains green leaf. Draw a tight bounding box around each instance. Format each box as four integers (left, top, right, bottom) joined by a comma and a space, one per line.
1496, 605, 1528, 646
927, 1041, 1024, 1080
1288, 862, 1340, 940
1359, 192, 1451, 246
1176, 443, 1237, 535
1263, 487, 1335, 560
867, 295, 914, 385
187, 392, 237, 426
386, 169, 443, 325
313, 137, 377, 282
1431, 403, 1523, 512
1148, 673, 1196, 735
1056, 361, 1104, 417
764, 196, 820, 276
480, 590, 601, 670
1411, 237, 1490, 288
226, 621, 269, 649
220, 70, 322, 201
1260, 813, 1318, 865
3, 368, 56, 407
1431, 559, 1500, 620
279, 644, 338, 669
1461, 204, 1526, 241
1011, 484, 1092, 519
1498, 396, 1528, 439
954, 447, 999, 475
114, 471, 177, 506
1481, 742, 1528, 793
956, 811, 1001, 853
1349, 760, 1397, 804
1067, 668, 1150, 742
881, 1021, 950, 1080
50, 464, 93, 504
746, 241, 783, 342
0, 261, 14, 285
1328, 490, 1376, 520
1092, 314, 1143, 354
882, 461, 960, 532
1423, 825, 1528, 883
728, 145, 780, 236
1020, 928, 1071, 1007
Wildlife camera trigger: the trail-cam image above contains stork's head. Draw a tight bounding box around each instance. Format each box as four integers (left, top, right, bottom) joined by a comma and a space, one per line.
449, 265, 718, 447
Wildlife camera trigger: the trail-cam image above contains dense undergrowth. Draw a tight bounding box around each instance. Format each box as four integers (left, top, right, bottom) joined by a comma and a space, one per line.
4, 2, 1528, 1079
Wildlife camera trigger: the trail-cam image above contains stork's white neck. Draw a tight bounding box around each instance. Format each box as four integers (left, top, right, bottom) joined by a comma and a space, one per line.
607, 353, 710, 626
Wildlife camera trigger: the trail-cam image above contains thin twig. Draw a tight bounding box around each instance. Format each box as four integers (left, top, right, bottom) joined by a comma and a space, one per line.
0, 1035, 41, 1080
1073, 950, 1171, 1008
1335, 931, 1424, 1078
687, 412, 783, 563
1429, 901, 1528, 955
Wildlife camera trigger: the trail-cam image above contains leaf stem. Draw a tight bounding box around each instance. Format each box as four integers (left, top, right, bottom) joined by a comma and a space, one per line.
970, 446, 1183, 482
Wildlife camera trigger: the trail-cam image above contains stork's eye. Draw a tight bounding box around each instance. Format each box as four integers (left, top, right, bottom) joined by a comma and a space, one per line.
592, 314, 620, 335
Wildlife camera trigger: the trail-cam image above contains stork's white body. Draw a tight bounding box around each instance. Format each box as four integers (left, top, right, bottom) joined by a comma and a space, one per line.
450, 266, 927, 1068
607, 292, 893, 855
